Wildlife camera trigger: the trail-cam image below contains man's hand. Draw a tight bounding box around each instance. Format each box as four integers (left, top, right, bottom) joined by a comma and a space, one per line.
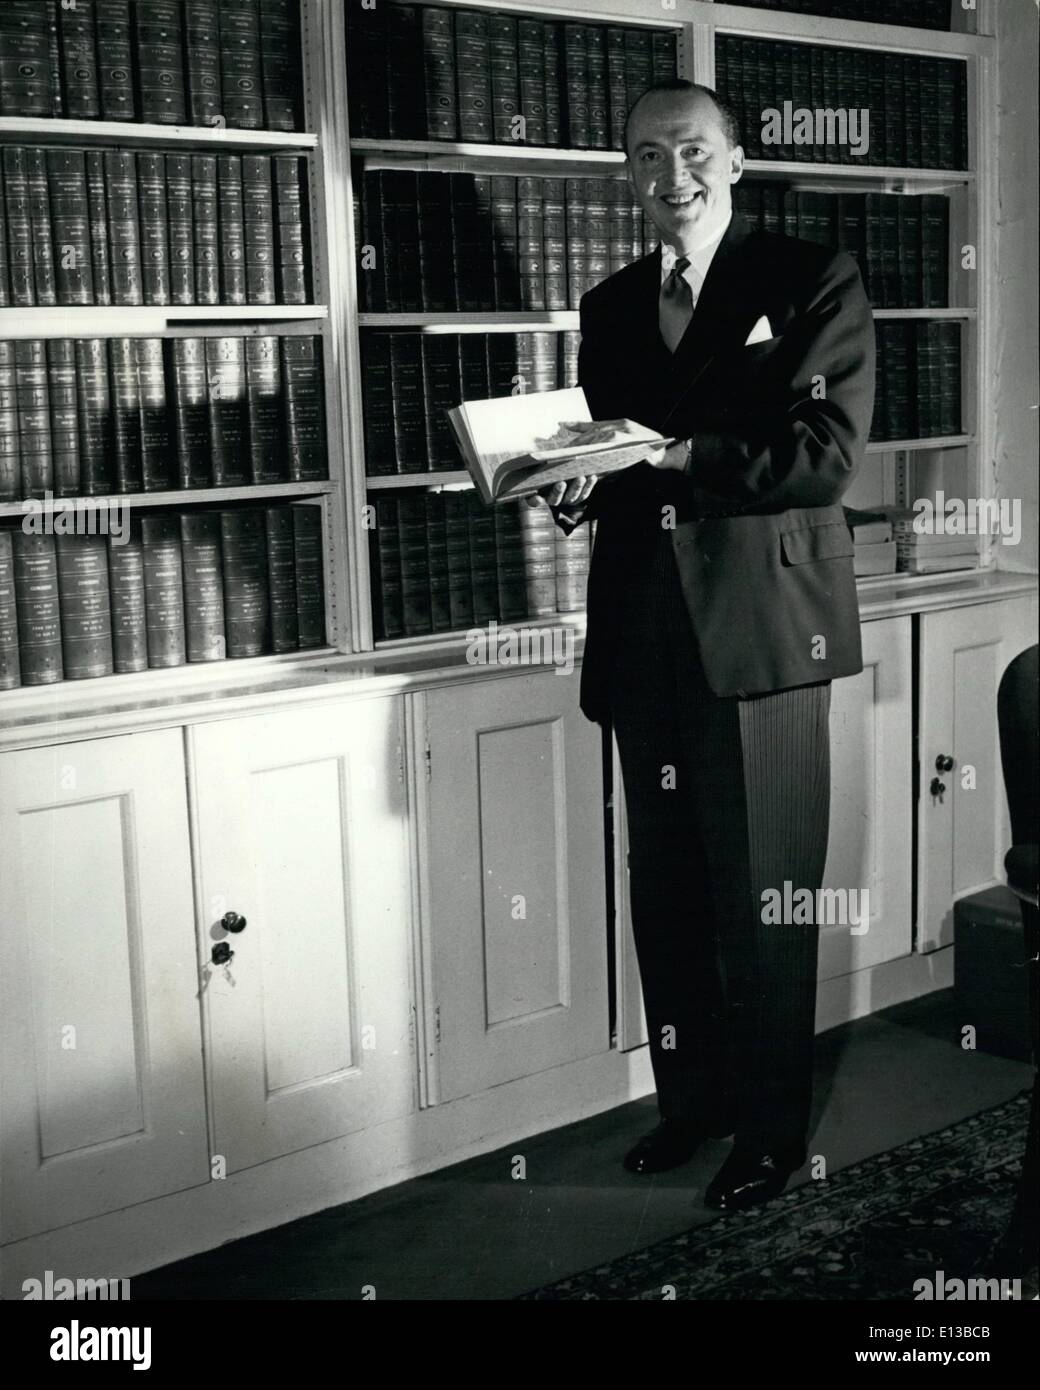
523, 475, 597, 509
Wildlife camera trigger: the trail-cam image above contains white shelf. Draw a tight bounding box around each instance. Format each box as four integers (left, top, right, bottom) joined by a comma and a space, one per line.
0, 305, 329, 338
0, 481, 334, 521
366, 473, 471, 490
0, 116, 317, 152
872, 308, 975, 320
866, 435, 972, 454
358, 311, 580, 331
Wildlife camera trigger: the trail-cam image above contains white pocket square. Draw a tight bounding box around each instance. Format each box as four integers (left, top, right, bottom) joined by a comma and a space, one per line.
745, 315, 774, 346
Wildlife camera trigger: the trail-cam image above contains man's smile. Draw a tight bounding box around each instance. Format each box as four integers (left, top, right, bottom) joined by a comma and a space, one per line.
660, 190, 706, 207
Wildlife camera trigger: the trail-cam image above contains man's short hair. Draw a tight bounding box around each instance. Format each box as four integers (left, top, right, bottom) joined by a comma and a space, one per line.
623, 78, 743, 154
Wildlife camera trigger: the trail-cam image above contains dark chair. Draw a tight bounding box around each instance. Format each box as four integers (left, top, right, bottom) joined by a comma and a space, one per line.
995, 644, 1038, 1277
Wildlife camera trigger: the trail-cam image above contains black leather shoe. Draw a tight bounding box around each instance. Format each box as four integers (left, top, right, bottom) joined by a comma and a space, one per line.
703, 1146, 805, 1210
623, 1119, 710, 1174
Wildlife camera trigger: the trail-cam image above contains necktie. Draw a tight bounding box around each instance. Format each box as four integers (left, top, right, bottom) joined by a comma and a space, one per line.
659, 256, 693, 353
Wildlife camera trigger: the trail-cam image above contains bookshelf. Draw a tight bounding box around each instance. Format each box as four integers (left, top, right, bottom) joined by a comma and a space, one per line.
0, 0, 357, 704
340, 0, 1000, 654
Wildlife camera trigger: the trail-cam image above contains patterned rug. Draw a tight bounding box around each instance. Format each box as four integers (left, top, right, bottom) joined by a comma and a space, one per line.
520, 1091, 1036, 1300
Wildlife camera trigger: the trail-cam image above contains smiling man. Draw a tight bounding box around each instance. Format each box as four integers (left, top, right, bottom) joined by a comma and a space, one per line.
534, 80, 875, 1210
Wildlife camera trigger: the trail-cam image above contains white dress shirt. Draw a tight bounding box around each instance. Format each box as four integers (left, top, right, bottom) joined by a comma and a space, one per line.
659, 209, 733, 309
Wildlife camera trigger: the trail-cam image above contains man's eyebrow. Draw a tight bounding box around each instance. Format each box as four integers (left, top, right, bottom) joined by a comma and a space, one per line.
632, 130, 713, 149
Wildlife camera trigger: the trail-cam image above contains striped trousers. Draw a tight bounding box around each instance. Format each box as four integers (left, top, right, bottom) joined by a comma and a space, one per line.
610, 526, 831, 1153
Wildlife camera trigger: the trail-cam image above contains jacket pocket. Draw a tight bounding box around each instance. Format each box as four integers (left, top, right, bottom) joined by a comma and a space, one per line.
779, 521, 855, 565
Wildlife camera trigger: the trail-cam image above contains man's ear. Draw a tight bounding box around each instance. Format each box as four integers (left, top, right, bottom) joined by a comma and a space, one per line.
728, 144, 745, 185
624, 157, 636, 196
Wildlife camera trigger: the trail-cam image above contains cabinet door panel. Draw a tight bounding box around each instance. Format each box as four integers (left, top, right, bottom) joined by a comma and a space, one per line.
0, 731, 209, 1242
190, 698, 414, 1172
918, 595, 1038, 951
424, 673, 609, 1102
820, 615, 913, 979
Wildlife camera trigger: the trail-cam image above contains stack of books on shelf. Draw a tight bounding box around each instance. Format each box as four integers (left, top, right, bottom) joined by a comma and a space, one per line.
733, 185, 950, 308
0, 335, 327, 500
871, 322, 961, 443
887, 506, 979, 574
0, 0, 303, 129
362, 331, 580, 477
358, 171, 655, 314
715, 35, 968, 168
0, 502, 326, 689
346, 2, 677, 150
844, 506, 896, 577
724, 0, 953, 29
369, 492, 591, 641
0, 148, 311, 308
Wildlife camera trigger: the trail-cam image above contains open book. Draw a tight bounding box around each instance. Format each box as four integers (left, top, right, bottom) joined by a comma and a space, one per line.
447, 386, 671, 505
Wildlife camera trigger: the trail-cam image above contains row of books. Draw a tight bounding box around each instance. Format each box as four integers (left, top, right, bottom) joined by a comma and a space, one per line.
734, 186, 950, 309
0, 147, 310, 309
0, 335, 328, 501
715, 35, 969, 169
870, 322, 961, 443
0, 503, 325, 689
346, 1, 676, 150
846, 507, 978, 578
727, 0, 953, 28
358, 172, 655, 315
362, 331, 580, 477
369, 492, 591, 642
0, 0, 302, 129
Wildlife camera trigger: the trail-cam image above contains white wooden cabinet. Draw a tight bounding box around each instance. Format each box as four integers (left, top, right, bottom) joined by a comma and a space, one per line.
418, 670, 610, 1102
0, 730, 209, 1242
189, 698, 415, 1172
614, 614, 914, 1050
916, 593, 1038, 952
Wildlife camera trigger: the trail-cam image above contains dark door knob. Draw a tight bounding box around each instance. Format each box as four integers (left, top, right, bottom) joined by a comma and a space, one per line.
935, 754, 954, 773
211, 941, 234, 966
930, 777, 946, 802
221, 911, 247, 933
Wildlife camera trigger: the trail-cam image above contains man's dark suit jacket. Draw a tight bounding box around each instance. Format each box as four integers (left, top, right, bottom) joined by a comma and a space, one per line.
571, 211, 876, 724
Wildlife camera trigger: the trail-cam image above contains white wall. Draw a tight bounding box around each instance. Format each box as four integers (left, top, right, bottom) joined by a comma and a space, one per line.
994, 0, 1039, 573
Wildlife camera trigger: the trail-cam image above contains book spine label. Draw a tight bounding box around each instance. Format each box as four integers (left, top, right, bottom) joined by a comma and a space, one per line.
133, 0, 187, 125
104, 150, 143, 306
280, 335, 327, 482
184, 0, 223, 127
135, 338, 174, 491
292, 504, 325, 648
95, 0, 136, 121
47, 338, 80, 497
0, 340, 20, 502
205, 337, 250, 486
56, 533, 114, 679
0, 1, 51, 117
74, 338, 115, 495
0, 529, 21, 687
165, 153, 195, 305
259, 0, 302, 133
47, 149, 93, 306
26, 146, 57, 306
220, 506, 270, 656
12, 531, 63, 684
136, 151, 171, 305
273, 154, 309, 305
245, 335, 285, 483
170, 337, 211, 488
192, 155, 219, 305
242, 154, 276, 304
107, 520, 148, 672
264, 504, 298, 652
84, 150, 112, 306
180, 510, 226, 661
141, 512, 186, 667
219, 0, 264, 129
217, 154, 247, 305
108, 336, 143, 492
3, 147, 34, 307
15, 338, 53, 498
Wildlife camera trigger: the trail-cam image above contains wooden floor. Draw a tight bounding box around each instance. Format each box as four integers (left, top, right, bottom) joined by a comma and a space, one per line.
131, 989, 1032, 1300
